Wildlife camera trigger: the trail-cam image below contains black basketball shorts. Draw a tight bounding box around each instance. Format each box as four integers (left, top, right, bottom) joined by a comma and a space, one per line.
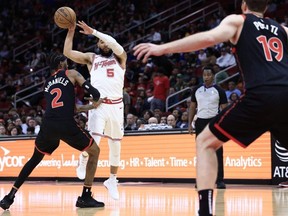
35, 119, 93, 155
209, 86, 288, 149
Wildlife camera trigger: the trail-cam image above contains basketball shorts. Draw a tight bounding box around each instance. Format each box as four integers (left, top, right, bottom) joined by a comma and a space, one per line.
35, 119, 93, 155
209, 86, 288, 149
88, 102, 124, 141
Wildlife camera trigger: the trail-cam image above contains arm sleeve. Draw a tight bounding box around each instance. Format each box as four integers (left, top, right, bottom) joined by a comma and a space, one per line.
92, 30, 124, 55
82, 81, 100, 101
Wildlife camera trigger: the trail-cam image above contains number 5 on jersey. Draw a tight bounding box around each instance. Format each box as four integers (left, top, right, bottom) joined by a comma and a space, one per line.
107, 68, 114, 77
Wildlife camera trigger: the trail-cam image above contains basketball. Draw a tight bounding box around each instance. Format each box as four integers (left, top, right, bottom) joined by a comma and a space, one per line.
54, 6, 76, 29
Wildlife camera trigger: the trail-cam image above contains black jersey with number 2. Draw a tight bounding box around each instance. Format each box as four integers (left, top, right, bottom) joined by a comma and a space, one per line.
43, 69, 75, 120
234, 14, 288, 90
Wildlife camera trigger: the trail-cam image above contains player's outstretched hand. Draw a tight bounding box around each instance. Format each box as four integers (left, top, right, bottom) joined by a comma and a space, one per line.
133, 43, 163, 63
77, 20, 93, 35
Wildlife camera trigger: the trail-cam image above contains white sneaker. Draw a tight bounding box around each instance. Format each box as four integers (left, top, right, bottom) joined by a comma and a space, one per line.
76, 151, 89, 180
103, 178, 119, 200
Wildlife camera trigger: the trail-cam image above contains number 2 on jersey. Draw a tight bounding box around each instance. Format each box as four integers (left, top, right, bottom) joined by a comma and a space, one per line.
257, 35, 283, 62
50, 88, 63, 108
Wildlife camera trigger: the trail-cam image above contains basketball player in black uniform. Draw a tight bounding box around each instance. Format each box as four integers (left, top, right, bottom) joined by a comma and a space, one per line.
0, 52, 104, 210
133, 0, 288, 215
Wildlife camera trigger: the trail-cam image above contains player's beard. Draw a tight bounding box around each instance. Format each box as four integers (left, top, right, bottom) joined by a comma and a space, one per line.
99, 48, 113, 57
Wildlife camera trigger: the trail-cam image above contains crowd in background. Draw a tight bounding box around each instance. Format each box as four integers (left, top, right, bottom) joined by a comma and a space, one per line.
0, 0, 288, 136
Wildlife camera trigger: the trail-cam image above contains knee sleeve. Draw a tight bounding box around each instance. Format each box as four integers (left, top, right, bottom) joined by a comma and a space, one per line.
108, 139, 121, 166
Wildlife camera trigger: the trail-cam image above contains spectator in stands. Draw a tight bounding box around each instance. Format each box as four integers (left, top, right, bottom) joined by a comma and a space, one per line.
124, 113, 138, 131
172, 108, 181, 126
153, 108, 162, 122
176, 111, 189, 129
0, 125, 7, 136
132, 96, 145, 117
187, 76, 199, 90
197, 49, 207, 64
6, 121, 16, 133
228, 92, 240, 105
201, 47, 217, 67
160, 115, 167, 124
9, 126, 21, 136
174, 74, 185, 91
27, 118, 40, 135
26, 126, 36, 135
148, 117, 158, 124
148, 27, 162, 44
140, 110, 154, 124
225, 81, 242, 100
21, 116, 32, 135
167, 114, 178, 129
150, 67, 170, 112
138, 89, 151, 111
12, 117, 23, 133
216, 46, 236, 68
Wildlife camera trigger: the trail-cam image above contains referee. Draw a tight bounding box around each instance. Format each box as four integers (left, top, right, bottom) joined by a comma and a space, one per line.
188, 66, 228, 189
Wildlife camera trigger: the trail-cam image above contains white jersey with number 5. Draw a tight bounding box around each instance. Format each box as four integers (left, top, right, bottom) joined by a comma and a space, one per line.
88, 54, 125, 142
90, 54, 125, 99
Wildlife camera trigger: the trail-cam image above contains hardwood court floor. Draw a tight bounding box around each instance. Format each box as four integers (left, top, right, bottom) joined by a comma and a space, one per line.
0, 181, 288, 216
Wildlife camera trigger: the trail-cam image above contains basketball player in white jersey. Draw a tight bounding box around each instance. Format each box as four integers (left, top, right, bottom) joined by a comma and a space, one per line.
64, 20, 127, 200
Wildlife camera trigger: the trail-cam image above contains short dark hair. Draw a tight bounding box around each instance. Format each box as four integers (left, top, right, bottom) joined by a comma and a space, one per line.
48, 52, 66, 69
244, 0, 268, 13
202, 66, 215, 75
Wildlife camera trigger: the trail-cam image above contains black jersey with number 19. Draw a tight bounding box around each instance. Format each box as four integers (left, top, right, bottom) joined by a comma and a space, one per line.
43, 69, 75, 120
234, 14, 288, 90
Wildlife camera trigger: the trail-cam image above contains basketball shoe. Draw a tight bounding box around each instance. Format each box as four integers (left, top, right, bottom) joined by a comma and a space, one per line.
76, 192, 104, 208
0, 195, 14, 210
76, 151, 89, 180
103, 178, 119, 200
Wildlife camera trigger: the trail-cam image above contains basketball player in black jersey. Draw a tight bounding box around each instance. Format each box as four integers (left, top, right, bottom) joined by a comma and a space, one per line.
134, 0, 288, 215
0, 52, 105, 210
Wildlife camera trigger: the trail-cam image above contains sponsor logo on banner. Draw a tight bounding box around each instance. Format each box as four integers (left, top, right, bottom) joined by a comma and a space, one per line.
272, 140, 288, 181
0, 146, 25, 172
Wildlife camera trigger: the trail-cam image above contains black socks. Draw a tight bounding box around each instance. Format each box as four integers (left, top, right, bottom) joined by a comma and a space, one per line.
7, 187, 17, 199
198, 189, 213, 216
81, 186, 92, 197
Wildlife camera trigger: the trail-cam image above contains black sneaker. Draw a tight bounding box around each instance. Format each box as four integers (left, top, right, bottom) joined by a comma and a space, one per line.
216, 181, 226, 189
76, 192, 104, 208
0, 195, 14, 210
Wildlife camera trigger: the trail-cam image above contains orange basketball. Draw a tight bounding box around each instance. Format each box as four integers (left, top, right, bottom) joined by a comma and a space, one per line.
54, 6, 76, 29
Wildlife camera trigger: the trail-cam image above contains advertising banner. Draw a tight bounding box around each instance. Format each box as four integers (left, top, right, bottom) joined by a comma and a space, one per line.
0, 132, 271, 179
271, 136, 288, 184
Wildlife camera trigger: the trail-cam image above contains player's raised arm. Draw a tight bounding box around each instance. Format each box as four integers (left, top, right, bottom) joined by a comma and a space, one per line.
77, 20, 127, 67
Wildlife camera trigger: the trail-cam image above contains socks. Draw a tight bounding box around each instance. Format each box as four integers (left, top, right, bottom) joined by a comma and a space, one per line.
198, 189, 213, 216
81, 186, 91, 197
7, 187, 18, 199
110, 173, 117, 180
